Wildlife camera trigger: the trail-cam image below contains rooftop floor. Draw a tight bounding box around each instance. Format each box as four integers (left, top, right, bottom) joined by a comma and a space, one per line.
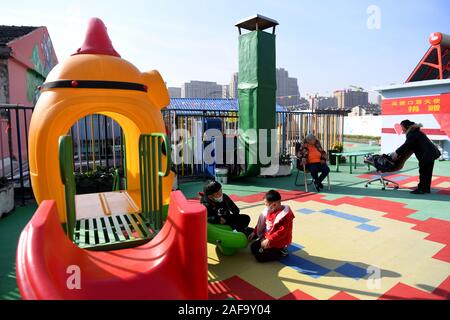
1, 142, 449, 300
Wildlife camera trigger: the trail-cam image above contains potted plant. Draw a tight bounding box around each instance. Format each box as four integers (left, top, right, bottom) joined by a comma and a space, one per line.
260, 152, 293, 177
278, 152, 293, 176
328, 143, 346, 165
0, 177, 15, 218
75, 167, 123, 194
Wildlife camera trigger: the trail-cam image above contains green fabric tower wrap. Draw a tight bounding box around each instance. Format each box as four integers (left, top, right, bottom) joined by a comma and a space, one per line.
238, 30, 277, 177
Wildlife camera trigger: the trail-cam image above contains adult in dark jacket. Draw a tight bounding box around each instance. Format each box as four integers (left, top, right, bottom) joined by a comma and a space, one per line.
200, 180, 252, 235
392, 120, 441, 194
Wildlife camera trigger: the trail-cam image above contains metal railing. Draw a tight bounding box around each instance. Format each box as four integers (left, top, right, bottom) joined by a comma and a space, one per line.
162, 108, 345, 181
276, 110, 346, 155
68, 114, 125, 173
1, 105, 126, 204
1, 103, 345, 201
0, 104, 34, 204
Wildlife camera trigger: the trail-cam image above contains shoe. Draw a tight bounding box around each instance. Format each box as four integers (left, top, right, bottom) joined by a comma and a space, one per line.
410, 189, 425, 194
313, 180, 321, 192
243, 227, 254, 238
280, 248, 289, 257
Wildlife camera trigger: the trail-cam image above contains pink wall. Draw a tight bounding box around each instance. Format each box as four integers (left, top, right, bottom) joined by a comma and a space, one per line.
2, 27, 58, 163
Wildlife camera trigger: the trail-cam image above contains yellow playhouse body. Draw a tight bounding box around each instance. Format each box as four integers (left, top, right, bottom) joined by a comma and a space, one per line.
28, 19, 173, 222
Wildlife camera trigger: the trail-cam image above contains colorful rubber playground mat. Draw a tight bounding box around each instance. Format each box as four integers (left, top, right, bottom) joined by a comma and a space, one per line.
206, 169, 450, 300
207, 191, 450, 300
1, 151, 449, 300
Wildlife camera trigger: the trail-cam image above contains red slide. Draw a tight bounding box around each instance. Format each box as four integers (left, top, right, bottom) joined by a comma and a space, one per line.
16, 191, 208, 300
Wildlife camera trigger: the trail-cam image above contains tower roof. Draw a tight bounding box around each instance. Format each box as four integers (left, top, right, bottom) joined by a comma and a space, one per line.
235, 14, 279, 32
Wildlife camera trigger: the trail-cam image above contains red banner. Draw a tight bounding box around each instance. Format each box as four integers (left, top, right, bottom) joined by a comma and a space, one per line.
382, 93, 450, 115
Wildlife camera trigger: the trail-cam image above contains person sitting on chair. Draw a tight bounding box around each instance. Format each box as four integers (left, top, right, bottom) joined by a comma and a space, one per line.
297, 133, 330, 192
200, 180, 253, 236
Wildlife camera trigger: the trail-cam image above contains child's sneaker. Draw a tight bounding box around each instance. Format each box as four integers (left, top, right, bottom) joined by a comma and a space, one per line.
243, 227, 254, 238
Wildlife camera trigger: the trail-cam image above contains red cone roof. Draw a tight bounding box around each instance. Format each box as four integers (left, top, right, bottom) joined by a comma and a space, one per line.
73, 18, 120, 57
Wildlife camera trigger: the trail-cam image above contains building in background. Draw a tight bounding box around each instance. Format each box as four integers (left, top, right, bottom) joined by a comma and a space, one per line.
1, 25, 58, 174
334, 89, 369, 109
377, 32, 450, 158
181, 80, 222, 98
168, 87, 181, 98
222, 84, 230, 98
308, 96, 337, 111
229, 72, 238, 99
348, 104, 381, 116
276, 68, 300, 107
229, 68, 300, 106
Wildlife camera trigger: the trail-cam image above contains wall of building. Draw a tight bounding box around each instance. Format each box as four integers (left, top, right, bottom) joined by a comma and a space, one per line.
3, 27, 57, 163
378, 80, 450, 158
181, 81, 222, 98
344, 115, 382, 137
276, 68, 300, 107
168, 87, 181, 98
334, 90, 369, 109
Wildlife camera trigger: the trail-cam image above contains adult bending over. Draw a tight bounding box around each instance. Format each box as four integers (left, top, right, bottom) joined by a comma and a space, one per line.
392, 120, 441, 194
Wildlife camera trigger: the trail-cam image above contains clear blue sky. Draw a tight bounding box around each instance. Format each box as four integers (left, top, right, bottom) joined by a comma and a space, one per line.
1, 0, 448, 101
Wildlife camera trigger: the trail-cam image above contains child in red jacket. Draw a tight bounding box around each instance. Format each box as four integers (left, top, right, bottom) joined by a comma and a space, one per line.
248, 190, 295, 263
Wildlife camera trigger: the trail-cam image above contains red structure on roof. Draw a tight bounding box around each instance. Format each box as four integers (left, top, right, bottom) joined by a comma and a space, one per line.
73, 18, 120, 57
407, 32, 450, 82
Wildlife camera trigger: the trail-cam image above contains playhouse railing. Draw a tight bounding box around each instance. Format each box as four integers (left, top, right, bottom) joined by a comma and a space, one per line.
139, 133, 171, 232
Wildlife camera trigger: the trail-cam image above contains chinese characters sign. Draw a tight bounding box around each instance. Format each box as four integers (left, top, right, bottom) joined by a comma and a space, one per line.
382, 93, 450, 115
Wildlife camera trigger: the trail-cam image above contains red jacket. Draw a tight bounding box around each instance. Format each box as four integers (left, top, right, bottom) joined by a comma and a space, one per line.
256, 205, 295, 249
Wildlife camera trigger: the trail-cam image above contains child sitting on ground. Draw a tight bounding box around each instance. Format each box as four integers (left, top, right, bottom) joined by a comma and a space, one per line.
199, 180, 253, 237
248, 190, 295, 263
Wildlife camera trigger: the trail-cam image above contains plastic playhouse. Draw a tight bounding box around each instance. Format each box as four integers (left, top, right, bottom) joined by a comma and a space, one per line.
15, 18, 208, 300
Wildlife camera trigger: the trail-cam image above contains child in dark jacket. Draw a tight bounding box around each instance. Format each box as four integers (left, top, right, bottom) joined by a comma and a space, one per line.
200, 180, 252, 236
248, 190, 295, 263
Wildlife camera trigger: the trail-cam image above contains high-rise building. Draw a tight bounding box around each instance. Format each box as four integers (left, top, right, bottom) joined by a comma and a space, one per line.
222, 85, 230, 99
308, 96, 337, 111
230, 68, 300, 106
168, 87, 181, 98
230, 72, 238, 99
334, 89, 369, 109
276, 68, 300, 107
181, 81, 223, 98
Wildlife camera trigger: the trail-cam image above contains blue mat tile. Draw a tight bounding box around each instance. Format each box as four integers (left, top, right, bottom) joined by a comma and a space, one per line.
334, 263, 368, 280
320, 209, 370, 224
297, 208, 315, 214
280, 255, 331, 279
356, 224, 380, 232
287, 243, 305, 253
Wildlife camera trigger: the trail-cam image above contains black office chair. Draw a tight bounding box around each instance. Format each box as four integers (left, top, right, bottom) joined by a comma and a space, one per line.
363, 150, 413, 190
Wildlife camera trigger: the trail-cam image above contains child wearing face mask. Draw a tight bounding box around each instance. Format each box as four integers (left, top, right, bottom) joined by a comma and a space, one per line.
248, 190, 295, 262
199, 180, 253, 236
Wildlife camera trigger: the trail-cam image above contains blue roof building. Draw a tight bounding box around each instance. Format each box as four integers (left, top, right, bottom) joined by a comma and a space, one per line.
165, 98, 288, 114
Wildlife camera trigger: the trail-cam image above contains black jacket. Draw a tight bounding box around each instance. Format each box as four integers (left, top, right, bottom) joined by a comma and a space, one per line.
396, 124, 441, 163
200, 193, 240, 224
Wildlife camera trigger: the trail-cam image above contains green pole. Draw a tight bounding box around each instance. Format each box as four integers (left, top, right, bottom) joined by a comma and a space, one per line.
237, 23, 277, 177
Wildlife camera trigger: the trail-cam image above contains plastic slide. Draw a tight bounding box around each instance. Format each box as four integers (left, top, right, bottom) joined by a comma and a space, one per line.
207, 223, 248, 256
16, 191, 208, 300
